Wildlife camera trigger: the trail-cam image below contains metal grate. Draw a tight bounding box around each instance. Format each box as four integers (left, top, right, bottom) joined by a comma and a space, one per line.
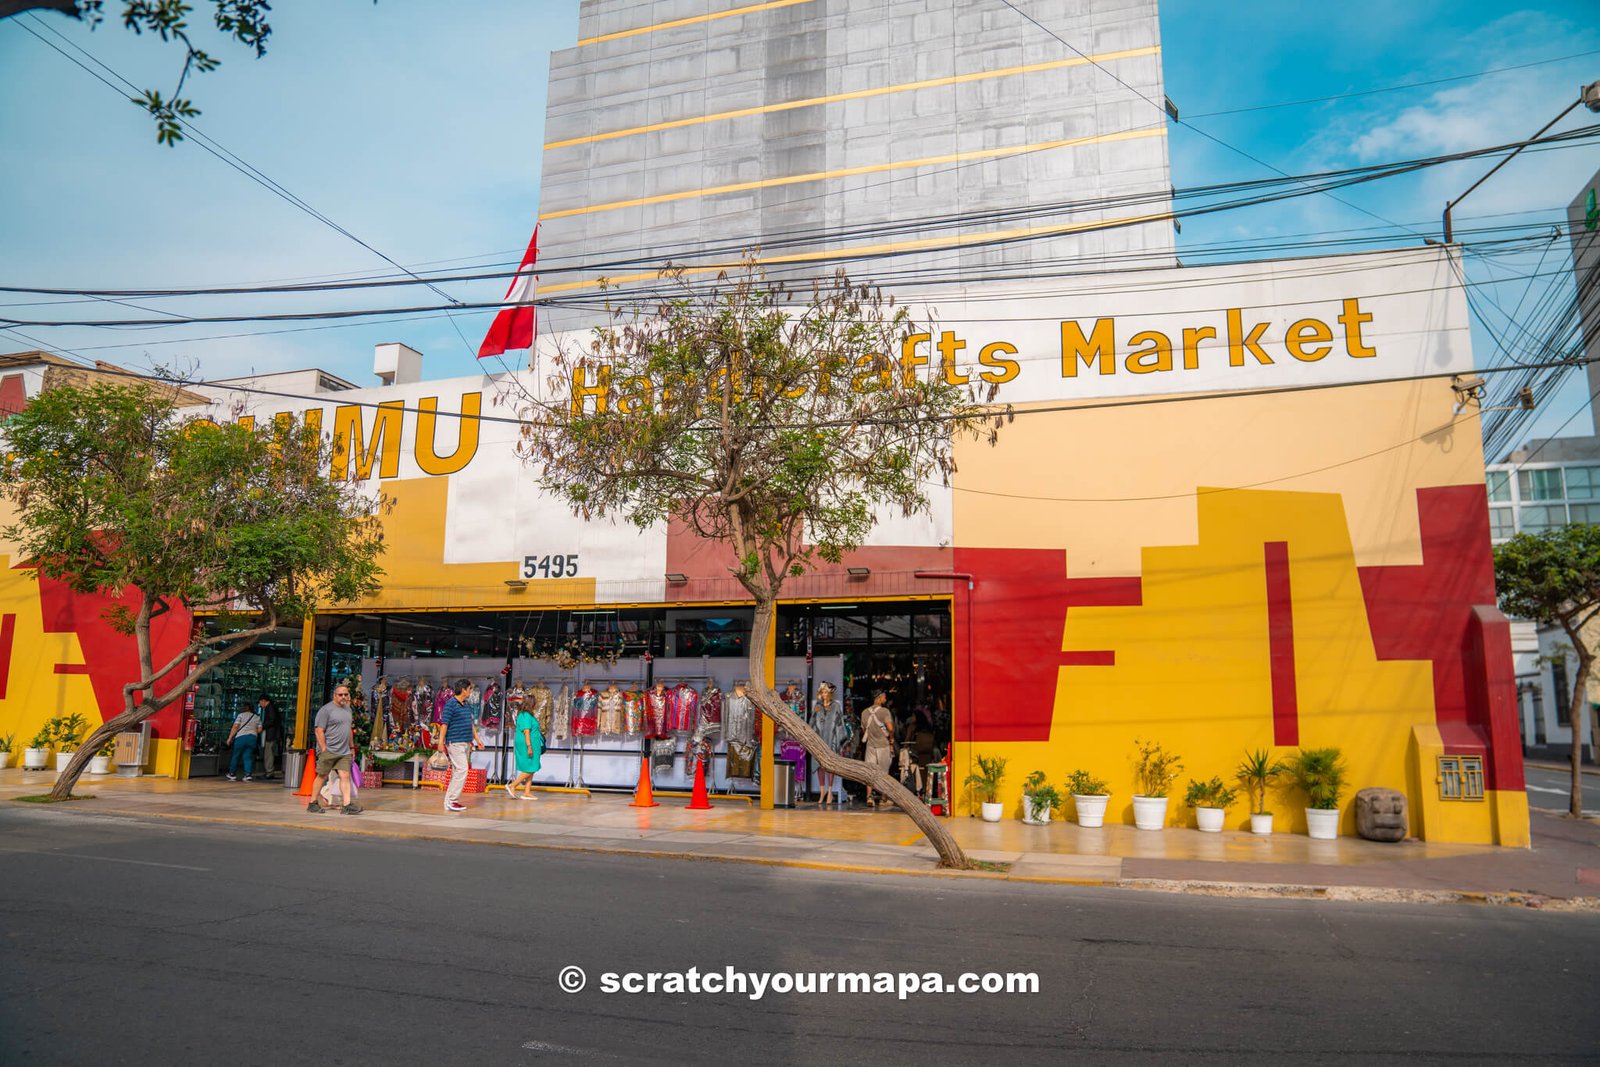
1438, 755, 1486, 801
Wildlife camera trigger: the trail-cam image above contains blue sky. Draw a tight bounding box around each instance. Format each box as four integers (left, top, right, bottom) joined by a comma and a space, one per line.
1, 0, 1597, 447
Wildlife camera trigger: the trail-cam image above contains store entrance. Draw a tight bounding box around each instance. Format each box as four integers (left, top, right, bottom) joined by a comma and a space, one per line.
778, 600, 953, 811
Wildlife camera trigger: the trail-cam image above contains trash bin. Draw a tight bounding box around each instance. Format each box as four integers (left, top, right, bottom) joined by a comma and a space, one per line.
772, 759, 796, 808
282, 749, 308, 790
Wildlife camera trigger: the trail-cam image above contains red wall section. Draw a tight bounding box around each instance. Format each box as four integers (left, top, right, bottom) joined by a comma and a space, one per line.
1355, 484, 1522, 790
951, 547, 1141, 742
35, 575, 193, 739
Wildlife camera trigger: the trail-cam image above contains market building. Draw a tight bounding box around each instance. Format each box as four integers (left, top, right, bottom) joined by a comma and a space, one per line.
0, 0, 1527, 844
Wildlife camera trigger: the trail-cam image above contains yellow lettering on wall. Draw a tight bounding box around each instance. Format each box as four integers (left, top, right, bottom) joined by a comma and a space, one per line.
851, 353, 892, 393
571, 366, 612, 415
1061, 318, 1115, 376
1340, 298, 1376, 358
901, 333, 931, 386
415, 392, 481, 476
302, 408, 323, 435
1125, 330, 1173, 373
1285, 318, 1333, 362
331, 401, 403, 481
977, 341, 1020, 384
938, 332, 969, 385
236, 415, 256, 432
1182, 326, 1217, 370
616, 375, 655, 414
1226, 308, 1272, 366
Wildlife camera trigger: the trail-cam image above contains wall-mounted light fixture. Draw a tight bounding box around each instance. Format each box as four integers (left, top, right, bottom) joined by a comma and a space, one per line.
504, 579, 528, 590
846, 566, 871, 579
665, 572, 688, 584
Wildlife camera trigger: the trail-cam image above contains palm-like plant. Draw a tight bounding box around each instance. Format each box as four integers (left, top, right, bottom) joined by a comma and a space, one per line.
1236, 748, 1287, 815
963, 755, 1008, 805
1290, 747, 1347, 810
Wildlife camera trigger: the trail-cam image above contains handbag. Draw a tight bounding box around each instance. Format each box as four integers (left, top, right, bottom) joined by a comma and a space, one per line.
427, 750, 449, 770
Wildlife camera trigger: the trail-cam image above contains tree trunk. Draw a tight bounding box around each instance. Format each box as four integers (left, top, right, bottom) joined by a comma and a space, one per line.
747, 599, 970, 870
1571, 651, 1590, 819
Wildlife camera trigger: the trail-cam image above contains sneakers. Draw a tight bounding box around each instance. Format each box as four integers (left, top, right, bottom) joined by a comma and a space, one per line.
306, 801, 325, 813
445, 801, 467, 812
341, 803, 363, 815
243, 775, 254, 782
225, 774, 237, 781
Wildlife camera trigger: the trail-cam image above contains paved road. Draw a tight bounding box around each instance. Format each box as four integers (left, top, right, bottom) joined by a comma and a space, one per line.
2, 806, 1597, 1066
1523, 764, 1600, 816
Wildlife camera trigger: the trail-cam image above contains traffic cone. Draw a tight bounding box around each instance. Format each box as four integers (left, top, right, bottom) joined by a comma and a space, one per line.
293, 751, 317, 798
686, 756, 712, 810
628, 755, 658, 808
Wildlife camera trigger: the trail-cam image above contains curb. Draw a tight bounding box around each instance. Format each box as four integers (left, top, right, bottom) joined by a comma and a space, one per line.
23, 799, 1600, 910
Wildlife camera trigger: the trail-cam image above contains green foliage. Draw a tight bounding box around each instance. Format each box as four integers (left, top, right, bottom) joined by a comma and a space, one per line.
97, 736, 117, 757
963, 755, 1008, 805
1494, 525, 1600, 631
1235, 748, 1287, 815
1021, 770, 1062, 813
52, 712, 89, 749
1132, 739, 1183, 797
29, 725, 55, 749
1183, 776, 1238, 809
1290, 747, 1347, 810
1065, 768, 1109, 796
0, 733, 13, 754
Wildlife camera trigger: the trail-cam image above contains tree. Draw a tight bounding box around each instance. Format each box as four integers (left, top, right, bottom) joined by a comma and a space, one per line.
0, 378, 386, 800
517, 264, 1006, 869
1493, 524, 1600, 817
3, 1, 273, 144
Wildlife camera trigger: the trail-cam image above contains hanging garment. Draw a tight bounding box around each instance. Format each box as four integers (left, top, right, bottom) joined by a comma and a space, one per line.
811, 698, 853, 756
696, 685, 722, 740
527, 684, 553, 738
649, 737, 677, 776
390, 681, 412, 733
479, 681, 502, 730
411, 681, 433, 727
725, 740, 756, 779
553, 683, 572, 742
433, 686, 451, 726
643, 687, 671, 739
723, 692, 755, 746
571, 685, 599, 737
596, 687, 625, 734
622, 689, 644, 736
666, 683, 699, 734
685, 736, 713, 776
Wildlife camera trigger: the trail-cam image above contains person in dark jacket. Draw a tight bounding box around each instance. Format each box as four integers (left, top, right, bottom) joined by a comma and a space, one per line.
258, 696, 285, 779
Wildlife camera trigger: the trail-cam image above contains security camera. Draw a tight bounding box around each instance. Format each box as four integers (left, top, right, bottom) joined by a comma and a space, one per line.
1585, 80, 1600, 114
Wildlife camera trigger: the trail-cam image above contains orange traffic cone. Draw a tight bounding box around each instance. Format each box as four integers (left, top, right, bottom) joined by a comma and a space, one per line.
686, 756, 712, 810
293, 751, 318, 797
629, 755, 659, 808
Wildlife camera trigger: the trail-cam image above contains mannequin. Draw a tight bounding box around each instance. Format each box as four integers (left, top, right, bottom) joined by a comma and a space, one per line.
390, 676, 412, 735
860, 690, 895, 808
370, 676, 391, 748
811, 682, 851, 806
571, 682, 599, 737
643, 681, 671, 739
596, 682, 625, 735
666, 681, 699, 734
722, 682, 757, 780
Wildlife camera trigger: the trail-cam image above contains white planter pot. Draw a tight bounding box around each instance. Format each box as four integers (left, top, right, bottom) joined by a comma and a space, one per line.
55, 751, 77, 772
1132, 794, 1169, 831
980, 801, 1003, 823
1195, 806, 1226, 833
1250, 812, 1274, 835
23, 747, 49, 770
1073, 794, 1110, 828
1305, 807, 1341, 840
0, 752, 10, 769
1022, 798, 1053, 825
89, 756, 112, 775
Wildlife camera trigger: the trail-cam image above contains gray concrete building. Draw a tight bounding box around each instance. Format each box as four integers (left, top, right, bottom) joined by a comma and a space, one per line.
537, 0, 1176, 333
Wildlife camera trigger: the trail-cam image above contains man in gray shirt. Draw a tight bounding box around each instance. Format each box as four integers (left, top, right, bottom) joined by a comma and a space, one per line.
308, 684, 361, 815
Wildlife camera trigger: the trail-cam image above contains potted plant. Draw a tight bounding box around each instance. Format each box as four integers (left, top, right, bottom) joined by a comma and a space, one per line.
963, 755, 1008, 823
1020, 770, 1062, 825
1066, 769, 1111, 827
53, 712, 88, 772
1236, 748, 1287, 835
1291, 747, 1347, 840
1184, 776, 1237, 832
24, 723, 54, 770
0, 733, 14, 770
1131, 739, 1182, 830
89, 736, 116, 775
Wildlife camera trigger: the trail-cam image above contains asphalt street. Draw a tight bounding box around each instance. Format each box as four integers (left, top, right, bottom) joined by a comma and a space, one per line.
1, 805, 1597, 1066
1523, 763, 1600, 816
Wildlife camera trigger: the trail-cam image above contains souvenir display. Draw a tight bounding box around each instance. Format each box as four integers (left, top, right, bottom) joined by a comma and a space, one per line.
553, 682, 572, 742
666, 681, 699, 734
571, 683, 599, 737
643, 682, 671, 739
596, 683, 625, 734
622, 688, 644, 735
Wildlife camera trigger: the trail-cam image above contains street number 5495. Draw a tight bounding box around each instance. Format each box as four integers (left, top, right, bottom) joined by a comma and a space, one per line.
523, 554, 579, 578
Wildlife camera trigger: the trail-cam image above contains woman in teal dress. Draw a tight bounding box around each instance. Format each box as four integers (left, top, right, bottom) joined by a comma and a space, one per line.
505, 706, 544, 801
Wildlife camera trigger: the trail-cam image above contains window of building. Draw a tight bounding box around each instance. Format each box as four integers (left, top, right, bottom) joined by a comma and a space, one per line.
1554, 657, 1571, 727
1518, 468, 1565, 501
1520, 504, 1567, 531
1486, 470, 1511, 502
1488, 507, 1515, 539
1570, 503, 1600, 524
1565, 466, 1600, 500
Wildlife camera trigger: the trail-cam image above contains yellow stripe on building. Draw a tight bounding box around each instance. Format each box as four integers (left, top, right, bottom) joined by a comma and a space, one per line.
538, 206, 1172, 294
539, 126, 1166, 222
545, 46, 1162, 150
577, 0, 817, 47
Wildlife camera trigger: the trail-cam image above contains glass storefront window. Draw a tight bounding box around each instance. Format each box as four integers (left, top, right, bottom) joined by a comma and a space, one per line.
1486, 470, 1511, 503
1518, 468, 1564, 502
1488, 506, 1514, 540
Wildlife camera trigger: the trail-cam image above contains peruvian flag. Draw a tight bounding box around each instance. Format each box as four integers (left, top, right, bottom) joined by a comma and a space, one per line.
477, 225, 539, 358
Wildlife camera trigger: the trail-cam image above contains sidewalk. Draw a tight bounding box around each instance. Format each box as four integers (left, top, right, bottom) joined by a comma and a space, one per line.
4, 768, 1597, 908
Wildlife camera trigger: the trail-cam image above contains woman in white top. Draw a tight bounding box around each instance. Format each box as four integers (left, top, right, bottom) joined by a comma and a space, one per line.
226, 706, 264, 781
